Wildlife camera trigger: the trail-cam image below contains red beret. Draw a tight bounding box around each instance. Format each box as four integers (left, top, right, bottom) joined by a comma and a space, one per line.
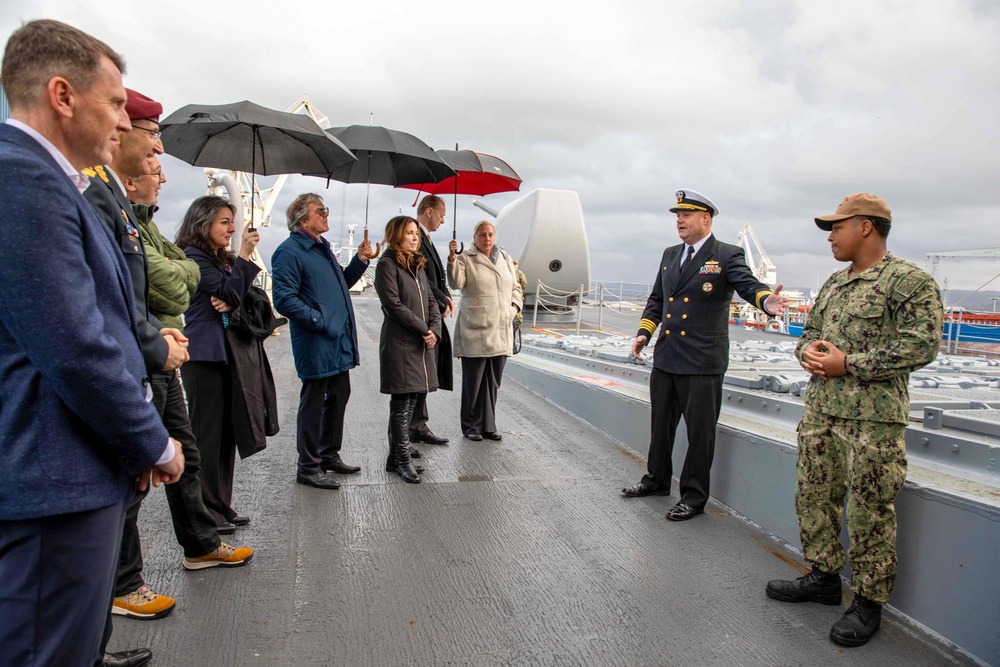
125, 88, 162, 122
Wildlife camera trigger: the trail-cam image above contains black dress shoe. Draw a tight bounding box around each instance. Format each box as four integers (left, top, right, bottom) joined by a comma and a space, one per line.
665, 502, 702, 521
323, 459, 361, 474
230, 515, 251, 526
217, 521, 236, 535
296, 471, 341, 489
408, 445, 422, 459
621, 481, 670, 498
830, 595, 882, 647
411, 430, 449, 445
766, 566, 842, 605
483, 432, 503, 441
464, 433, 483, 441
104, 648, 153, 667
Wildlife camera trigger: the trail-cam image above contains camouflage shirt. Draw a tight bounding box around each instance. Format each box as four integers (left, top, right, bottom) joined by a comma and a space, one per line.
797, 253, 943, 424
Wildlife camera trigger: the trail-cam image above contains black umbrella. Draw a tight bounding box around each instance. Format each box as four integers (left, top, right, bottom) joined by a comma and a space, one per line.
160, 100, 357, 228
306, 123, 455, 258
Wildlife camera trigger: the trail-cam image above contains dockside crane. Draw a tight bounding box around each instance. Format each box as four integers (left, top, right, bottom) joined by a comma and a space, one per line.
735, 223, 777, 286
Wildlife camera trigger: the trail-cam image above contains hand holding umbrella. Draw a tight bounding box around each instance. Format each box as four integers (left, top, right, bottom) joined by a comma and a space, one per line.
357, 236, 377, 262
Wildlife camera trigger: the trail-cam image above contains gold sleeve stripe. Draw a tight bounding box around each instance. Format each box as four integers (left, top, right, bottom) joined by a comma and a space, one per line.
639, 318, 657, 333
755, 291, 772, 311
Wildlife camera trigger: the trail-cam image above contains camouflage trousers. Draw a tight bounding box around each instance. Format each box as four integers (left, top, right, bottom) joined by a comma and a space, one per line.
795, 406, 907, 604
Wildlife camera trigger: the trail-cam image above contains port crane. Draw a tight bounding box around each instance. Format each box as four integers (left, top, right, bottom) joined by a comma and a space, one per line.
735, 223, 777, 286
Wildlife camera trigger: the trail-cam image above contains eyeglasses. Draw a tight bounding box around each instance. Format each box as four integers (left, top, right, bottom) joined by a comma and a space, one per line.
312, 207, 330, 216
131, 125, 161, 140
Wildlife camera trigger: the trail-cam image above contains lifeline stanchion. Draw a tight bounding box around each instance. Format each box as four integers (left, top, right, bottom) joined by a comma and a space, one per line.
533, 279, 541, 329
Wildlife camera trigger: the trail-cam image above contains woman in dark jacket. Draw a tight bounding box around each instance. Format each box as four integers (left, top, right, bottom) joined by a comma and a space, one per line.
375, 216, 442, 484
176, 196, 260, 532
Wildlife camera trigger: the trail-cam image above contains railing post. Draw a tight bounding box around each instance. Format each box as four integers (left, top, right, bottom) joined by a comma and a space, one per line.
576, 284, 584, 335
533, 279, 541, 329
598, 283, 604, 332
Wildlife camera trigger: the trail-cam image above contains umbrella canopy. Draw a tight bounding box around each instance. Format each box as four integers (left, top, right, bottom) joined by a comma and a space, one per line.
400, 149, 521, 196
307, 125, 456, 186
160, 100, 356, 177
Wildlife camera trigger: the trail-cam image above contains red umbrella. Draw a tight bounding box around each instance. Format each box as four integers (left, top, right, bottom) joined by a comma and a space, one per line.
401, 147, 522, 251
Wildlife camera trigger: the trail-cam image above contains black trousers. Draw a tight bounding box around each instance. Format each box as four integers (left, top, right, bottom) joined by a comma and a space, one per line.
155, 369, 221, 558
641, 369, 723, 510
113, 370, 222, 597
409, 392, 430, 434
460, 356, 506, 437
296, 372, 351, 475
0, 495, 128, 667
182, 361, 237, 525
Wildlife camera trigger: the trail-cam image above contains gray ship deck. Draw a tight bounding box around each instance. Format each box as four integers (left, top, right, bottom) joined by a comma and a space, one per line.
110, 295, 976, 666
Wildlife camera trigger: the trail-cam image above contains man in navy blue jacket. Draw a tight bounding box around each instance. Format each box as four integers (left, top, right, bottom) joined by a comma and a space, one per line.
272, 193, 374, 489
0, 20, 183, 667
622, 189, 788, 522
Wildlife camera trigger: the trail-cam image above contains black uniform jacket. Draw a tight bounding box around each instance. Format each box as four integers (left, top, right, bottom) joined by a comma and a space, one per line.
83, 166, 168, 372
638, 234, 773, 376
418, 227, 453, 390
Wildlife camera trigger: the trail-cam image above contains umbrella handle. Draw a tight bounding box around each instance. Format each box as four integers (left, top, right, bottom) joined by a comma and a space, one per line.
364, 227, 381, 259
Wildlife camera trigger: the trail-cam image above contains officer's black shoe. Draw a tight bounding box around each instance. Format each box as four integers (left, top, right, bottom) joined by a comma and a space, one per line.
830, 594, 882, 647
765, 566, 842, 605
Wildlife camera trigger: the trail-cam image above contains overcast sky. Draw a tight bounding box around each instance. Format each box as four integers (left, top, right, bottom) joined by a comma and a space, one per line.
5, 0, 999, 293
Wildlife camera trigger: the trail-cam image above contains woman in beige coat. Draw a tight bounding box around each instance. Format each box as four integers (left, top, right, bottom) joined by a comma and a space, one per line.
448, 221, 524, 441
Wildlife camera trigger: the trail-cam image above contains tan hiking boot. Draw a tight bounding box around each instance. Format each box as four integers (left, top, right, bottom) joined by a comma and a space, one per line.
182, 543, 254, 571
112, 584, 175, 620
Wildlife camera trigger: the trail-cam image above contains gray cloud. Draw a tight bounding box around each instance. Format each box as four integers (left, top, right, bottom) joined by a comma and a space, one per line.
4, 0, 998, 292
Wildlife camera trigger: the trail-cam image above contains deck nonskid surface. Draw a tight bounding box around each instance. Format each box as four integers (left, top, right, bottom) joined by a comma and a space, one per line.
111, 296, 972, 666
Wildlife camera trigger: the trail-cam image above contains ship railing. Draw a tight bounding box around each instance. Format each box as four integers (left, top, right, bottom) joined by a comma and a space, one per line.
532, 280, 598, 334
942, 307, 1000, 358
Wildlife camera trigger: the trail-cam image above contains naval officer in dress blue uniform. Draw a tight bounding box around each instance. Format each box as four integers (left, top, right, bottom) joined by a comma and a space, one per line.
622, 189, 788, 521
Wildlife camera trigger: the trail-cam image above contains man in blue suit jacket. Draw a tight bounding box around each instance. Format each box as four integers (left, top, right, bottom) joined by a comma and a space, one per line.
0, 20, 183, 667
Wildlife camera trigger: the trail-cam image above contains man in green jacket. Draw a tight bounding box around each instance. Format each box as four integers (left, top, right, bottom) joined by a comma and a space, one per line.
120, 157, 254, 611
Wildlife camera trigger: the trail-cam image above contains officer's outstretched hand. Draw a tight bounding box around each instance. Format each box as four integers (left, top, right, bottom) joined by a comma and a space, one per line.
765, 284, 789, 315
631, 334, 649, 360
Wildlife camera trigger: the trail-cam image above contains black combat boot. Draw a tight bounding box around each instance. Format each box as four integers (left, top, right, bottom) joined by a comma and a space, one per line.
830, 594, 882, 647
765, 566, 842, 605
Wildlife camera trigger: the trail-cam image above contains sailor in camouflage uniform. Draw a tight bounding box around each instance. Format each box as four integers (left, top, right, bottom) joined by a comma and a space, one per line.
622, 189, 788, 521
766, 193, 943, 648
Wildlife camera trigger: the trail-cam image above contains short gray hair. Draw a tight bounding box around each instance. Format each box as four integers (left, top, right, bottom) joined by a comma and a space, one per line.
287, 193, 323, 232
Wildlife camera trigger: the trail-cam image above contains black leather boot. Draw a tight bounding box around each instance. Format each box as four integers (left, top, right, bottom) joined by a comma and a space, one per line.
830, 594, 882, 647
385, 421, 424, 473
389, 395, 421, 484
765, 566, 842, 605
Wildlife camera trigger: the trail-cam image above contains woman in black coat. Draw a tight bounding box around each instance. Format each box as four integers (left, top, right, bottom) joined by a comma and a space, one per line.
176, 196, 261, 532
375, 216, 442, 484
